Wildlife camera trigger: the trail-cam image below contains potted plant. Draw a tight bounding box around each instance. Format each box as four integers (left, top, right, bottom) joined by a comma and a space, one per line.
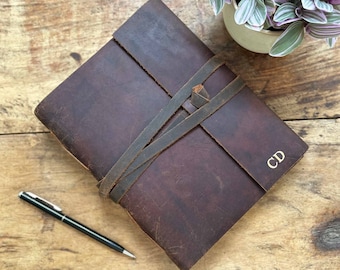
210, 0, 340, 56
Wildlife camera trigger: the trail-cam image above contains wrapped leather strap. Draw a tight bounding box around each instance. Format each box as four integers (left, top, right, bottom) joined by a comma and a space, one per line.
98, 55, 226, 197
110, 76, 245, 202
109, 111, 188, 201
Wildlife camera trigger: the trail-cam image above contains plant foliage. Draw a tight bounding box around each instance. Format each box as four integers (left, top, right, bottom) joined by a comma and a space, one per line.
210, 0, 340, 56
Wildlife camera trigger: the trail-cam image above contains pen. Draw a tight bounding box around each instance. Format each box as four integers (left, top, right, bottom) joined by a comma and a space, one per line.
18, 191, 136, 259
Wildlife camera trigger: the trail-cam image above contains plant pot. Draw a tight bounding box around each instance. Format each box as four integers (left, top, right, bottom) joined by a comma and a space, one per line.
222, 1, 282, 54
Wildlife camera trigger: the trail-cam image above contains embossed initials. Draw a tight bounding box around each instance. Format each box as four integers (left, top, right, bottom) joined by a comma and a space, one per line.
267, 150, 285, 169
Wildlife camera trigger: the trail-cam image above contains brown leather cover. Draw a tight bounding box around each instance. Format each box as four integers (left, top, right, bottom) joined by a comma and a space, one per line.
34, 0, 308, 269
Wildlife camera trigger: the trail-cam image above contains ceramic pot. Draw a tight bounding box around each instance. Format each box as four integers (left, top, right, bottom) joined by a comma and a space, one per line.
222, 1, 282, 54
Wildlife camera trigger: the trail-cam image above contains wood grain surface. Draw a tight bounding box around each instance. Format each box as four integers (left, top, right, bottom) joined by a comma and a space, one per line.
1, 0, 339, 269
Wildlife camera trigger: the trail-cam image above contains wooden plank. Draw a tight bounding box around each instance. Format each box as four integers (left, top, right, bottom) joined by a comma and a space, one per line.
0, 0, 148, 134
0, 132, 176, 269
220, 38, 340, 121
1, 119, 339, 269
1, 0, 339, 135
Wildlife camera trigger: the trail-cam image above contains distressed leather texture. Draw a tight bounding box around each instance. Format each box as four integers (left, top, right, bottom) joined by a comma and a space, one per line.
34, 0, 308, 269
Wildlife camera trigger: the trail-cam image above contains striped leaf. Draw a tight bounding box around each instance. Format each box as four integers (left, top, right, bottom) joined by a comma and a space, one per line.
314, 0, 334, 12
306, 23, 340, 38
245, 23, 264, 31
326, 37, 338, 47
273, 3, 297, 23
299, 9, 328, 24
301, 0, 317, 10
265, 0, 277, 16
326, 11, 340, 24
210, 0, 226, 15
270, 21, 305, 57
248, 0, 267, 27
264, 0, 276, 9
234, 0, 256, 25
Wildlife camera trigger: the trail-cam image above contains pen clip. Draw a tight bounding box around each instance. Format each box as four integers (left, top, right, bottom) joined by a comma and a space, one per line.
25, 191, 63, 212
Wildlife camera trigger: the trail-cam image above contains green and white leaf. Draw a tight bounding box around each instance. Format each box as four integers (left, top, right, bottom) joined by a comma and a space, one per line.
326, 12, 340, 24
301, 10, 327, 24
314, 0, 334, 13
210, 0, 225, 15
265, 0, 276, 9
265, 0, 276, 15
326, 37, 338, 48
245, 23, 264, 31
270, 21, 305, 57
234, 0, 256, 25
301, 0, 316, 11
307, 23, 340, 38
273, 3, 297, 23
248, 0, 267, 27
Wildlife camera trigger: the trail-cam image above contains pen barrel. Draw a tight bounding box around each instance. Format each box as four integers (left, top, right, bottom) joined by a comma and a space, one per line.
62, 216, 125, 253
19, 192, 65, 220
19, 191, 130, 256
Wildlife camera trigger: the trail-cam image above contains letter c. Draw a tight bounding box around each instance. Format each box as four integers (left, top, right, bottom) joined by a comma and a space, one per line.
267, 157, 278, 169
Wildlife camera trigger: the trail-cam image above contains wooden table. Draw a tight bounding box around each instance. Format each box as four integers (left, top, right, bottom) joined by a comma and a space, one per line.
1, 1, 339, 269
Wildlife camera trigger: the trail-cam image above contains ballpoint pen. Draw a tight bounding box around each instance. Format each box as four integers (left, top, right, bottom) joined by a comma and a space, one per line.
18, 191, 136, 259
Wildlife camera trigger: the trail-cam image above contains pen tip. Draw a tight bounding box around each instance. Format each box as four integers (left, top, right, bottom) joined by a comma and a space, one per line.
123, 249, 136, 259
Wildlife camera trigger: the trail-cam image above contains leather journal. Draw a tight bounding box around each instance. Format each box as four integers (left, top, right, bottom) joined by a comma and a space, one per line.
34, 0, 308, 269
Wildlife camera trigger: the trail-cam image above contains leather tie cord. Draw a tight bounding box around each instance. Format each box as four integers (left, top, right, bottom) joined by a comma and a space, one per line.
98, 55, 229, 198
110, 76, 245, 202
